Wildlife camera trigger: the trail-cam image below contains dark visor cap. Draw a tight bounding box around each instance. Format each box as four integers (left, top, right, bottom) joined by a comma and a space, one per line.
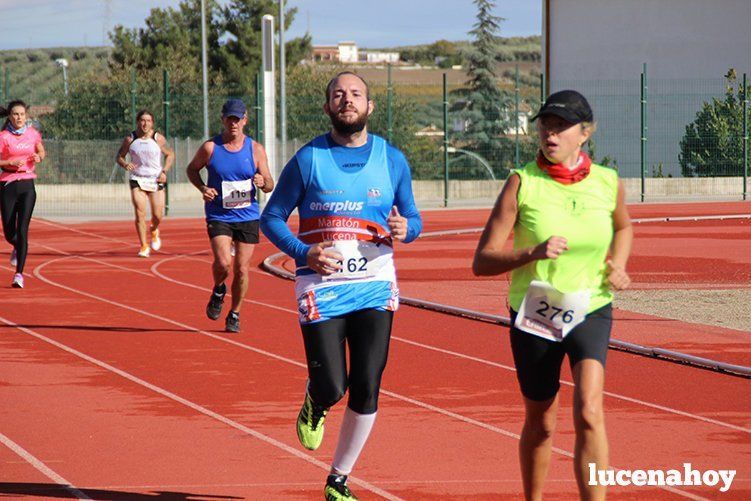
221, 99, 247, 118
532, 90, 593, 124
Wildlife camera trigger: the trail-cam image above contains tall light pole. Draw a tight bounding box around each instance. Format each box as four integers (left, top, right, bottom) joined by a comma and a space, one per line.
200, 0, 209, 139
279, 0, 287, 167
262, 15, 277, 180
55, 58, 69, 96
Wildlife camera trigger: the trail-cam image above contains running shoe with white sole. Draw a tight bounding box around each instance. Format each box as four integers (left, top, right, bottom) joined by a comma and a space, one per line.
150, 229, 162, 251
137, 245, 150, 258
11, 273, 24, 288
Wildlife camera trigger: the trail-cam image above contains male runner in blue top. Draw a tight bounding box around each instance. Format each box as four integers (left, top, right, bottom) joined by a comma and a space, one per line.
187, 99, 274, 333
261, 72, 422, 501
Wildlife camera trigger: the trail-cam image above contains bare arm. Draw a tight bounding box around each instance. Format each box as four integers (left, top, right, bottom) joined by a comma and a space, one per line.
252, 141, 274, 193
33, 141, 46, 163
472, 174, 567, 276
116, 136, 134, 171
606, 180, 633, 290
186, 140, 217, 202
156, 133, 175, 182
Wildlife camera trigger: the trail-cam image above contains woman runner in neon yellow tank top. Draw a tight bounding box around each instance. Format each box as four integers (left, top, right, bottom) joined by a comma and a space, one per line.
473, 90, 633, 501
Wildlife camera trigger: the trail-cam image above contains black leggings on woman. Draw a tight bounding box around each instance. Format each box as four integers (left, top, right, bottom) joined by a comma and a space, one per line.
301, 308, 393, 414
1, 179, 36, 273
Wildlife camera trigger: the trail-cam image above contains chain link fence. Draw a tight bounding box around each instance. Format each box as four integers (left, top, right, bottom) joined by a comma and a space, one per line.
2, 65, 749, 217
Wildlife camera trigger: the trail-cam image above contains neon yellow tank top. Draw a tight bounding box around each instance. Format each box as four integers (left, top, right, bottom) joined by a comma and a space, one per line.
509, 161, 619, 313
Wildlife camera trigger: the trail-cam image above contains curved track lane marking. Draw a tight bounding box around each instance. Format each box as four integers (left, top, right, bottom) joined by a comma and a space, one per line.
150, 255, 751, 436
31, 252, 707, 499
19, 233, 751, 436
26, 243, 746, 437
1, 308, 402, 501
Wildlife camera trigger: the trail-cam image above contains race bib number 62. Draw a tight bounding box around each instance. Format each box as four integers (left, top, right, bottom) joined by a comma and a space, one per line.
321, 240, 391, 282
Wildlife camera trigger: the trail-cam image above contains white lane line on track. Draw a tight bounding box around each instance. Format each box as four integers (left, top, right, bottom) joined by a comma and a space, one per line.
33, 218, 274, 252
31, 254, 706, 500
151, 255, 751, 436
0, 430, 91, 500
0, 312, 402, 501
24, 237, 751, 436
21, 220, 751, 436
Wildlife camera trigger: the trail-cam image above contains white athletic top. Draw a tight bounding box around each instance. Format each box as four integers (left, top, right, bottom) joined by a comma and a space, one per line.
128, 133, 163, 180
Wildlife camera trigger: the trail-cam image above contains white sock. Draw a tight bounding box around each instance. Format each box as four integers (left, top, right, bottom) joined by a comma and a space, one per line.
331, 407, 377, 475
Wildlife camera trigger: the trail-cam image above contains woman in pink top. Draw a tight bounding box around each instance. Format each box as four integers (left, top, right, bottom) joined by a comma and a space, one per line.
0, 100, 45, 288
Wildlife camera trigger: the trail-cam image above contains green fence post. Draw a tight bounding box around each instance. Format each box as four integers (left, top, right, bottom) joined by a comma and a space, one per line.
515, 64, 520, 169
163, 69, 171, 215
743, 72, 748, 201
540, 72, 545, 103
387, 63, 393, 143
640, 63, 647, 202
443, 73, 449, 208
130, 68, 137, 130
255, 72, 264, 144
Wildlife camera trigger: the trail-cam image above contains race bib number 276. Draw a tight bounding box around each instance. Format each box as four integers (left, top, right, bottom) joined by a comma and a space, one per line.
514, 280, 591, 342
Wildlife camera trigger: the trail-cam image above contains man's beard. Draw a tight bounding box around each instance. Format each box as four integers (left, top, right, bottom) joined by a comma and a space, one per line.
328, 108, 369, 135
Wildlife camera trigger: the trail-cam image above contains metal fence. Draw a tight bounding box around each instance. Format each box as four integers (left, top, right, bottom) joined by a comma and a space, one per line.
3, 65, 750, 218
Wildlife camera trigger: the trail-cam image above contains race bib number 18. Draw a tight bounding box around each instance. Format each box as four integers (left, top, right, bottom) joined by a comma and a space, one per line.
514, 280, 591, 342
222, 179, 253, 209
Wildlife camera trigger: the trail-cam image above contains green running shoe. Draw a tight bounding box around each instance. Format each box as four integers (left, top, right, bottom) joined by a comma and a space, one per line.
325, 474, 358, 501
296, 392, 328, 450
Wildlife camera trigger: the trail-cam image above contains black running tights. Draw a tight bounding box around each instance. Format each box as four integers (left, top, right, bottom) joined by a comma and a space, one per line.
1, 179, 36, 273
301, 309, 394, 414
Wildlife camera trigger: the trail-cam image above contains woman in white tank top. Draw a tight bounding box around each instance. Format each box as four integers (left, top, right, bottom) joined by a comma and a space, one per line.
116, 109, 175, 257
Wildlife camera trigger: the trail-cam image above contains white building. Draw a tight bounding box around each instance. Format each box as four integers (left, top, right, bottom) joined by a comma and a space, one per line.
365, 52, 400, 64
338, 41, 358, 64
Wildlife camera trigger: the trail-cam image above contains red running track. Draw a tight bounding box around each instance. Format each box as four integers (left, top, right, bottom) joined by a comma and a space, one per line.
0, 209, 749, 499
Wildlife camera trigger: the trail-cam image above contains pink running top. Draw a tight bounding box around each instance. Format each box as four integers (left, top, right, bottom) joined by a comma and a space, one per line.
0, 127, 43, 183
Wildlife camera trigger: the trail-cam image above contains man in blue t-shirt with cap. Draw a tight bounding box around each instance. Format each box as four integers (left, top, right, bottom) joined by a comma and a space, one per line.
186, 99, 274, 333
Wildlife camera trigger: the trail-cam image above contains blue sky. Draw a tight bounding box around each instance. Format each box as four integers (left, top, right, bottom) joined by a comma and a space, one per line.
0, 0, 541, 51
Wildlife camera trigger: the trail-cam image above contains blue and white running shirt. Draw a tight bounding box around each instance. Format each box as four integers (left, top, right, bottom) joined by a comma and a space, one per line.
261, 133, 422, 323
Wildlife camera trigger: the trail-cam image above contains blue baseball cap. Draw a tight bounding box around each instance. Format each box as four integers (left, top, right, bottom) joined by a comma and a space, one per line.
221, 99, 247, 118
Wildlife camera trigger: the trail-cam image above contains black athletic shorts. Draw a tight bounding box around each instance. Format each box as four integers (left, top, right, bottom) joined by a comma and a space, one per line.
129, 180, 166, 191
206, 219, 260, 244
509, 303, 613, 401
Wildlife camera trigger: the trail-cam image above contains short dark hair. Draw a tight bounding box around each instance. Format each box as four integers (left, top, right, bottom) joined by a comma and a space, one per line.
324, 71, 370, 102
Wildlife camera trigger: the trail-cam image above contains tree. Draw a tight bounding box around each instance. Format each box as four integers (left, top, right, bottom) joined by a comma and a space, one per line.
215, 0, 311, 91
679, 69, 749, 177
109, 0, 311, 90
452, 0, 514, 179
109, 0, 217, 82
